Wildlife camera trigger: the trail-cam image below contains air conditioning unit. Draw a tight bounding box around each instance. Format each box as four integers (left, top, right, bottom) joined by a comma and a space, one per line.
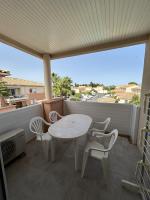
0, 128, 25, 165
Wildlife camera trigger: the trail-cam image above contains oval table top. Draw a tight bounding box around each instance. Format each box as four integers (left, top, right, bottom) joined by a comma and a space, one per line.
48, 114, 92, 139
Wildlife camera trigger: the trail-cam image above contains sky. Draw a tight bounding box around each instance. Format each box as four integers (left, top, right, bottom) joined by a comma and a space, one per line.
0, 42, 145, 86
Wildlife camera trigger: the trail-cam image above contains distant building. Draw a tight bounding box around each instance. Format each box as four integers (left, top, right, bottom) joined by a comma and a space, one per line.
113, 83, 141, 103
114, 92, 135, 103
73, 87, 80, 94
128, 86, 141, 94
114, 84, 141, 95
2, 77, 44, 96
97, 97, 116, 103
94, 86, 107, 94
73, 86, 91, 93
73, 85, 107, 94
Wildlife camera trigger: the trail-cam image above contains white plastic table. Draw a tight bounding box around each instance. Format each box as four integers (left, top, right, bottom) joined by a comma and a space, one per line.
48, 114, 92, 170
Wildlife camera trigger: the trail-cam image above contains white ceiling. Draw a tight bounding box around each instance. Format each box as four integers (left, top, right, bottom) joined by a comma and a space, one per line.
0, 0, 150, 58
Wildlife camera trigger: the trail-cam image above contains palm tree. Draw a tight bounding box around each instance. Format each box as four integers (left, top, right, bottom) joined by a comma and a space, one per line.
52, 73, 72, 97
129, 95, 140, 105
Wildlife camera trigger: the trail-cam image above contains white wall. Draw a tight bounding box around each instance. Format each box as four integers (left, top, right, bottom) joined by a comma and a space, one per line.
131, 105, 140, 144
8, 86, 45, 96
138, 41, 150, 149
0, 104, 43, 142
64, 101, 140, 144
20, 86, 45, 95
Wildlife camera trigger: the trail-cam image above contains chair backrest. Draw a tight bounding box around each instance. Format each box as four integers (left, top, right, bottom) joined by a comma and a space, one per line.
29, 116, 46, 135
49, 111, 61, 123
108, 129, 118, 150
103, 117, 111, 132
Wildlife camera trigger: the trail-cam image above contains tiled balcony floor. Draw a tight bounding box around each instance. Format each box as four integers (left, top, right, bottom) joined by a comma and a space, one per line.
6, 136, 141, 200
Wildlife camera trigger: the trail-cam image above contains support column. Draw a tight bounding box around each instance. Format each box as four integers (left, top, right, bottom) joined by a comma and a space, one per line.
138, 38, 150, 149
43, 54, 52, 100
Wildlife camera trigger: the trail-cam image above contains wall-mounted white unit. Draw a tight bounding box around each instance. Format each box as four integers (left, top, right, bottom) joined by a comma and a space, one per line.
0, 128, 25, 165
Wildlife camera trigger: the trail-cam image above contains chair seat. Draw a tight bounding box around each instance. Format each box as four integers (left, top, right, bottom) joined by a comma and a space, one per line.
92, 130, 105, 137
92, 128, 104, 132
85, 140, 108, 159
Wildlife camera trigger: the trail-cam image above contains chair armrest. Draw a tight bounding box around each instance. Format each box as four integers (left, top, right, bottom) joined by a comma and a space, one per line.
90, 128, 104, 132
58, 113, 63, 118
89, 147, 111, 153
93, 131, 112, 137
30, 130, 44, 136
94, 121, 106, 125
43, 120, 51, 126
91, 130, 105, 136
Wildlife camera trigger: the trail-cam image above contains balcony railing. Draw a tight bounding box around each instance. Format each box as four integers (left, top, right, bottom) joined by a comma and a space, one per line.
0, 104, 43, 142
0, 99, 140, 144
64, 100, 140, 144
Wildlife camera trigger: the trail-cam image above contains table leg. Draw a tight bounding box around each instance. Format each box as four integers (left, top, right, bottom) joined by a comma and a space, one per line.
51, 137, 55, 162
74, 139, 79, 171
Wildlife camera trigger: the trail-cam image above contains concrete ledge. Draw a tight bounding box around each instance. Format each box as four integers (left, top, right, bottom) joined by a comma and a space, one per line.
64, 100, 140, 144
0, 104, 43, 142
0, 105, 16, 113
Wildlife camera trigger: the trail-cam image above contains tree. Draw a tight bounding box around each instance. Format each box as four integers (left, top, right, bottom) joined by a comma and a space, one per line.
71, 90, 75, 95
52, 73, 72, 97
89, 81, 94, 88
74, 83, 79, 87
0, 80, 10, 97
128, 82, 138, 85
52, 73, 61, 96
61, 76, 72, 96
70, 93, 81, 101
0, 80, 10, 107
129, 95, 140, 105
89, 82, 102, 87
103, 85, 116, 91
103, 85, 116, 95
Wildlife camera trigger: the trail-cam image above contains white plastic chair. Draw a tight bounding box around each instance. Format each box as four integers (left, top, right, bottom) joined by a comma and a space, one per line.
81, 129, 118, 178
29, 116, 52, 159
90, 117, 111, 136
49, 111, 62, 124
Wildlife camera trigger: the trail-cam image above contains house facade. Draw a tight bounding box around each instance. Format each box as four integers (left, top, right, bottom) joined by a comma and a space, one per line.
2, 77, 45, 97
113, 84, 141, 103
115, 84, 141, 94
73, 85, 107, 94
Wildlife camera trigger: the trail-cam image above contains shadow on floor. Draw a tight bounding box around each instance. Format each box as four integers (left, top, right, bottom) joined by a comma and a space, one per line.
6, 136, 141, 200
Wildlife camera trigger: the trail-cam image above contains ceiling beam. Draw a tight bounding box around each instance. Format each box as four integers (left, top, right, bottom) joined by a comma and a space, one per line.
0, 33, 149, 60
51, 34, 149, 59
0, 33, 43, 59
